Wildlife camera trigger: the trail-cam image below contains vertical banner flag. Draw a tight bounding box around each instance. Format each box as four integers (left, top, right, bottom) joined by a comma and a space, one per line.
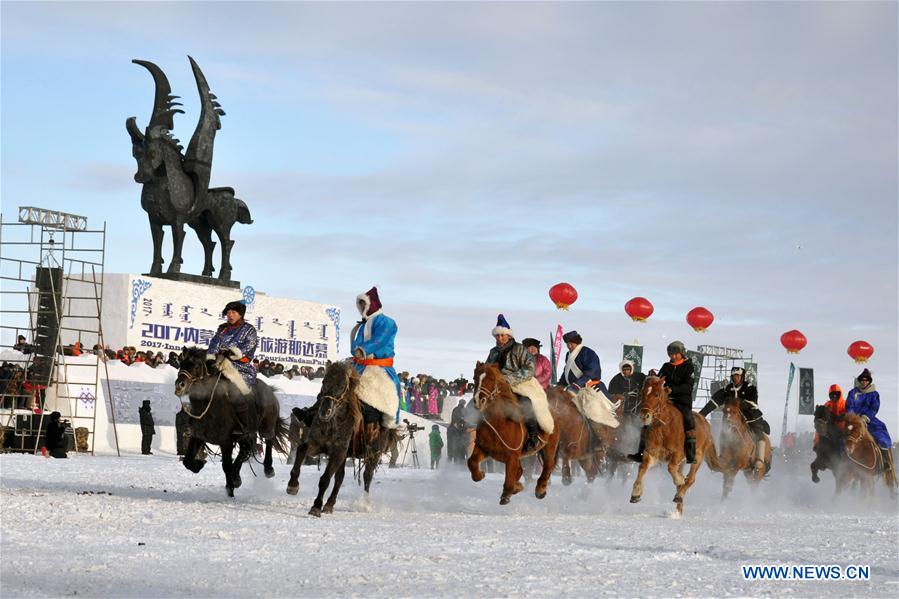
743, 361, 759, 387
553, 324, 564, 373
622, 344, 644, 374
781, 362, 796, 443
686, 349, 704, 403
549, 333, 557, 385
798, 367, 815, 415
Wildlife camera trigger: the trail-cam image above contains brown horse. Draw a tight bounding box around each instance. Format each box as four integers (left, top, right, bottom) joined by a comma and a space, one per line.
838, 413, 886, 495
629, 376, 721, 515
468, 362, 561, 504
717, 396, 771, 498
550, 388, 618, 485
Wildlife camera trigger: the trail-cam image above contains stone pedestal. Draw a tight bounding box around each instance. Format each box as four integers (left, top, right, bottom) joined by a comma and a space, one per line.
143, 272, 240, 289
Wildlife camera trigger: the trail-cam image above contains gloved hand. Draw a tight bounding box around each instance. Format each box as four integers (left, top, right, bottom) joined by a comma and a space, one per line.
353, 347, 365, 359
586, 379, 601, 389
861, 415, 870, 423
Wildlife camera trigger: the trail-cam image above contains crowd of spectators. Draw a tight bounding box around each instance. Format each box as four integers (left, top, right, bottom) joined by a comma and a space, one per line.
397, 372, 471, 420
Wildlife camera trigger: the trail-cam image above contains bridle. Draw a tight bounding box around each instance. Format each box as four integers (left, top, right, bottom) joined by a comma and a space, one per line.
473, 374, 501, 410
317, 370, 351, 422
844, 422, 879, 471
472, 369, 524, 452
640, 383, 669, 426
177, 360, 223, 421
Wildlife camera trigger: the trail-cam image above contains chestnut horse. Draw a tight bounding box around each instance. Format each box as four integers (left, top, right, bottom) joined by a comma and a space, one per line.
838, 413, 887, 495
717, 395, 771, 499
550, 388, 618, 485
629, 376, 721, 515
469, 362, 561, 504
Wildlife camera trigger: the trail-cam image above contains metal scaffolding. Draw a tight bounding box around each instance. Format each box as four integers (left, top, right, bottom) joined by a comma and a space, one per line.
0, 207, 119, 455
693, 344, 756, 439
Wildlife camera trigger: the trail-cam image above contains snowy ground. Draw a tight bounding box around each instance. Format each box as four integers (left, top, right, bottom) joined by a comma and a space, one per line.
2, 452, 897, 598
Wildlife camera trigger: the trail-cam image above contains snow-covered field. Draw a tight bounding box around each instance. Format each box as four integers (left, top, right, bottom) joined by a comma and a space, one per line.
2, 452, 897, 598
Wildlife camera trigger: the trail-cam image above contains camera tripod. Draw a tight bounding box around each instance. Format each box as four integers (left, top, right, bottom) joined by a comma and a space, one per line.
402, 430, 421, 469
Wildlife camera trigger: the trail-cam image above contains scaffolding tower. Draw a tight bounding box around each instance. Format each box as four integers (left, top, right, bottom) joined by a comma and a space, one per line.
0, 206, 119, 455
692, 344, 756, 440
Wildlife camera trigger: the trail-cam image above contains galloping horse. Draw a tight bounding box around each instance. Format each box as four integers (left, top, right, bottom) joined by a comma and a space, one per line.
174, 348, 290, 497
469, 362, 561, 504
286, 362, 398, 517
629, 376, 721, 515
838, 413, 887, 495
550, 388, 616, 485
810, 404, 842, 485
717, 395, 771, 498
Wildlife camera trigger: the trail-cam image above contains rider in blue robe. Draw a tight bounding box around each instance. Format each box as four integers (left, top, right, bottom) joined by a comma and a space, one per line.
846, 368, 894, 485
351, 286, 402, 425
207, 300, 257, 435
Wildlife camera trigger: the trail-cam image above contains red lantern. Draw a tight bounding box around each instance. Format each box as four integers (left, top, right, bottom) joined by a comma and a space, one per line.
549, 282, 578, 310
847, 340, 874, 363
624, 297, 654, 322
686, 307, 714, 332
780, 330, 807, 354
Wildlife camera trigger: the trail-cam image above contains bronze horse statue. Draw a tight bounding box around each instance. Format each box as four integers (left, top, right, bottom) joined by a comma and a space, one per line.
174, 347, 289, 497
127, 56, 251, 281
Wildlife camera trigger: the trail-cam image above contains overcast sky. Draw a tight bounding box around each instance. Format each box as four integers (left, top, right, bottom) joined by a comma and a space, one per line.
2, 1, 896, 438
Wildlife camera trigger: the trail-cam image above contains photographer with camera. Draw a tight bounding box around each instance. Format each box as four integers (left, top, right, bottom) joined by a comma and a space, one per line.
44, 411, 68, 459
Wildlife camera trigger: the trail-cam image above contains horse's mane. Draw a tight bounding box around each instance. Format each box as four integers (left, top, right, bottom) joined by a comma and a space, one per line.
326, 361, 363, 428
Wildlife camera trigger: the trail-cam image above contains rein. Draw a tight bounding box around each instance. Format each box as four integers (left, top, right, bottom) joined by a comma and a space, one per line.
317, 371, 351, 422
474, 374, 525, 452
179, 366, 224, 421
845, 430, 880, 471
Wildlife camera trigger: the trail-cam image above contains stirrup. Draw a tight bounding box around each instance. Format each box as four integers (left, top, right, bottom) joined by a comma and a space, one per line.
626, 452, 643, 463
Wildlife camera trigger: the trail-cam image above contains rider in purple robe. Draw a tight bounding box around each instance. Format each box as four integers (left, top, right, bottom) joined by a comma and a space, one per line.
207, 300, 257, 435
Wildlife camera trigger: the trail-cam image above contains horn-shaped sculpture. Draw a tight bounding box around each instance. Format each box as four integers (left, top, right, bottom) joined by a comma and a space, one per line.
126, 56, 252, 287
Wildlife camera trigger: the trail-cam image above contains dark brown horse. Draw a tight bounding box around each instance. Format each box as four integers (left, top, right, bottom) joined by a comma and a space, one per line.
174, 348, 290, 497
629, 376, 721, 515
811, 404, 842, 485
838, 413, 886, 495
717, 395, 771, 498
468, 362, 561, 504
286, 362, 398, 516
550, 387, 617, 485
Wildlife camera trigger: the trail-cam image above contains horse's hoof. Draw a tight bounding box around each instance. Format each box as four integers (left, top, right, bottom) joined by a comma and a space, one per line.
513, 482, 524, 494
232, 475, 242, 489
226, 487, 234, 498
499, 496, 511, 505
183, 460, 204, 474
322, 504, 334, 514
673, 495, 683, 504
630, 495, 641, 503
286, 483, 299, 496
471, 471, 485, 483
811, 474, 820, 484
535, 488, 547, 500
562, 476, 572, 486
219, 270, 232, 281
264, 467, 276, 479
309, 507, 322, 517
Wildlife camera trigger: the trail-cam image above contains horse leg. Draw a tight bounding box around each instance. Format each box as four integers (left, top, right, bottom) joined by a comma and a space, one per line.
148, 218, 165, 275
667, 459, 686, 488
190, 217, 216, 277
221, 441, 235, 497
581, 456, 598, 483
231, 439, 253, 489
722, 471, 735, 500
629, 454, 654, 503
263, 440, 275, 478
562, 457, 572, 486
810, 457, 821, 484
287, 442, 311, 495
310, 452, 344, 517
323, 455, 348, 514
500, 452, 523, 505
362, 455, 378, 494
167, 221, 186, 274
467, 444, 486, 482
534, 433, 558, 500
673, 462, 701, 514
182, 436, 206, 473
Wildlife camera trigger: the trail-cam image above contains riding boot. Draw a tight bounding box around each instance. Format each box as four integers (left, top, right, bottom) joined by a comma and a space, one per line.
684, 431, 697, 464
881, 448, 896, 489
627, 426, 648, 462
232, 399, 250, 438
755, 439, 767, 470
523, 419, 541, 453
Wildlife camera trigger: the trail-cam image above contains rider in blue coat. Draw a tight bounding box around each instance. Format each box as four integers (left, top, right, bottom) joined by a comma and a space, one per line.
846, 368, 894, 484
351, 286, 402, 426
558, 330, 605, 393
206, 300, 257, 436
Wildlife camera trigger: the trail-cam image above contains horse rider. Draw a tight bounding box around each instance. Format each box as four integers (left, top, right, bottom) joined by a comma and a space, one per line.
557, 330, 604, 394
351, 286, 402, 428
608, 359, 646, 417
846, 368, 894, 486
628, 341, 696, 463
485, 314, 545, 452
207, 300, 257, 437
698, 366, 770, 468
814, 384, 846, 449
522, 338, 552, 389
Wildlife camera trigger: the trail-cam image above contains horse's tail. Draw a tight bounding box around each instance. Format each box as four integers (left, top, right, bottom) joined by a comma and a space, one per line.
271, 415, 290, 456
704, 436, 724, 473
236, 198, 253, 224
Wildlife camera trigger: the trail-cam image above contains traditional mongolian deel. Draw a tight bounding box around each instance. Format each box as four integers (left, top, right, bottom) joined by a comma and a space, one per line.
846, 370, 891, 448
571, 386, 620, 428
207, 318, 258, 389
351, 287, 401, 427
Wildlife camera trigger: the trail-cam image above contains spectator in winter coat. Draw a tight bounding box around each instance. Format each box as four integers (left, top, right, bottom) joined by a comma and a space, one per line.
557, 331, 604, 393
429, 424, 444, 469
411, 379, 423, 415
167, 352, 181, 369
522, 338, 552, 389
427, 381, 439, 417
629, 341, 697, 464
138, 400, 155, 455
846, 369, 893, 481
44, 411, 68, 458
608, 360, 646, 415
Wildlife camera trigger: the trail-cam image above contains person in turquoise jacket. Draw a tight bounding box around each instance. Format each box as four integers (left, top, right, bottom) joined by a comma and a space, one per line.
351, 286, 402, 426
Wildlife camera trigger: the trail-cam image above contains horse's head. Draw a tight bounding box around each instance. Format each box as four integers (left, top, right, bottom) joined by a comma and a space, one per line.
174, 346, 209, 397
813, 404, 832, 436
722, 396, 743, 427
127, 59, 185, 184
843, 413, 869, 450
472, 362, 507, 411
316, 361, 359, 422
639, 376, 668, 425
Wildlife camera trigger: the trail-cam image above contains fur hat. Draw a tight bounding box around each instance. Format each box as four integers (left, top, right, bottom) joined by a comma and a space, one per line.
521, 338, 542, 349
731, 367, 745, 377
222, 300, 246, 318
619, 359, 634, 372
356, 286, 382, 318
492, 314, 514, 338
562, 330, 582, 345
666, 340, 686, 356
857, 368, 872, 382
